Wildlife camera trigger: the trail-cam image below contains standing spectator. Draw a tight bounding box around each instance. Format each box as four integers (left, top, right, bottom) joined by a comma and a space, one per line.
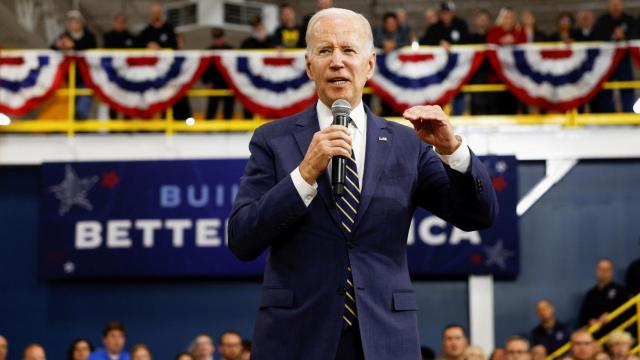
138, 3, 191, 120
531, 345, 547, 360
0, 336, 7, 360
593, 0, 637, 113
67, 339, 93, 360
88, 321, 130, 360
202, 28, 234, 120
626, 257, 640, 296
437, 325, 469, 360
23, 344, 46, 360
505, 337, 530, 360
464, 345, 487, 360
468, 9, 496, 115
570, 330, 597, 360
374, 12, 410, 53
424, 8, 439, 31
395, 8, 416, 43
607, 331, 639, 360
188, 334, 214, 360
530, 299, 571, 353
103, 13, 135, 119
218, 331, 243, 360
240, 15, 272, 119
273, 4, 303, 48
573, 10, 595, 41
579, 258, 628, 326
520, 10, 547, 42
130, 345, 151, 360
548, 12, 575, 42
51, 10, 97, 120
419, 1, 469, 115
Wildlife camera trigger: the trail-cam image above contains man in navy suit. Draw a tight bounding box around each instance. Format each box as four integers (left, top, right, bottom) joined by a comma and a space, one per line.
228, 7, 498, 360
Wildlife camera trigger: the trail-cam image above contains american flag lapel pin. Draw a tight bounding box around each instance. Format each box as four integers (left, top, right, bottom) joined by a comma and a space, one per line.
378, 136, 387, 141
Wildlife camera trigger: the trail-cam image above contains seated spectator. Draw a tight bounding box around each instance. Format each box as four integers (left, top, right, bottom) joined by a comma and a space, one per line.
0, 335, 7, 360
272, 3, 303, 48
188, 334, 214, 360
579, 258, 627, 327
175, 353, 195, 360
607, 331, 639, 360
570, 330, 597, 360
520, 10, 547, 42
51, 10, 97, 120
218, 331, 243, 360
531, 299, 571, 353
202, 28, 234, 120
505, 336, 530, 360
548, 12, 575, 42
130, 345, 151, 360
573, 10, 595, 41
240, 340, 251, 360
464, 345, 487, 360
625, 257, 640, 296
437, 324, 469, 360
531, 344, 547, 360
88, 321, 130, 360
23, 344, 46, 360
490, 348, 506, 360
374, 12, 410, 53
67, 339, 94, 360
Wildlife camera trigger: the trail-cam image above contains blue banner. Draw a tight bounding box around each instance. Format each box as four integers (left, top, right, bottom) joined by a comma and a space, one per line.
39, 156, 518, 278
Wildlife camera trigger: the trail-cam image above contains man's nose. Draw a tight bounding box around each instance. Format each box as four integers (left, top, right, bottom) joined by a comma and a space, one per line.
329, 50, 345, 69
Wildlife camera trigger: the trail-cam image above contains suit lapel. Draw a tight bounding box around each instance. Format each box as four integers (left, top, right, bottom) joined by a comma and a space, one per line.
293, 104, 345, 235
353, 107, 392, 230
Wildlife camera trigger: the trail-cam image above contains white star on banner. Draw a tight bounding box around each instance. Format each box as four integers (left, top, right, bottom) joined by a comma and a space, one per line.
484, 240, 514, 269
49, 165, 98, 216
495, 160, 508, 174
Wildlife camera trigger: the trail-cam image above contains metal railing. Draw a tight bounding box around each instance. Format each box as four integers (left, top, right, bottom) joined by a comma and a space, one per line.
548, 292, 640, 360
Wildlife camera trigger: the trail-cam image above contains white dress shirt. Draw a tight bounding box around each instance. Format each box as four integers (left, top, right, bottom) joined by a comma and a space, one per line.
290, 101, 471, 206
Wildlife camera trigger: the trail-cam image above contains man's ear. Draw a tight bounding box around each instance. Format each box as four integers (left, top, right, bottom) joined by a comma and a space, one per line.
305, 53, 313, 80
366, 51, 377, 80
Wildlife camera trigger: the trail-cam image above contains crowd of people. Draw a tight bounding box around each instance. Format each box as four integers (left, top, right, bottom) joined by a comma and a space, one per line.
1, 257, 637, 360
47, 0, 639, 120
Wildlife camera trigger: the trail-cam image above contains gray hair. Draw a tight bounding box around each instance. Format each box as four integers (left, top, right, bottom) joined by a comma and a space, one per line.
305, 8, 374, 54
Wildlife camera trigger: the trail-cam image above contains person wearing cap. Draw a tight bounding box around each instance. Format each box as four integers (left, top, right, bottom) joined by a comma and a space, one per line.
51, 9, 97, 120
228, 7, 497, 360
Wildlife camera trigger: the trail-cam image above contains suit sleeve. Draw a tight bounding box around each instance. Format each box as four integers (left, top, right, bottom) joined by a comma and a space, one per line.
227, 127, 311, 261
415, 142, 498, 231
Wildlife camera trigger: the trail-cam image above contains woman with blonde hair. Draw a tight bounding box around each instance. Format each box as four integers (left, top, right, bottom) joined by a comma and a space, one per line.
465, 345, 487, 360
607, 331, 639, 360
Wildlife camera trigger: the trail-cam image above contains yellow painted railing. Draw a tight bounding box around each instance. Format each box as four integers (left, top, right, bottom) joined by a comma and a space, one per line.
548, 293, 640, 360
2, 57, 640, 135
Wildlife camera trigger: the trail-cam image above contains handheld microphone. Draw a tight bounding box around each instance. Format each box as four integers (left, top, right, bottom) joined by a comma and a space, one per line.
331, 99, 352, 196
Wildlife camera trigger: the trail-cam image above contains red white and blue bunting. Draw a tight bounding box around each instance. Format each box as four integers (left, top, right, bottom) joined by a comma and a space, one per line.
212, 50, 317, 118
368, 46, 484, 113
487, 42, 625, 111
0, 50, 70, 116
77, 50, 209, 118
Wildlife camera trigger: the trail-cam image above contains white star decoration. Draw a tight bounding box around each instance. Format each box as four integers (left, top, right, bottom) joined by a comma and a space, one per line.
495, 160, 508, 174
484, 240, 514, 269
49, 165, 98, 215
63, 261, 75, 274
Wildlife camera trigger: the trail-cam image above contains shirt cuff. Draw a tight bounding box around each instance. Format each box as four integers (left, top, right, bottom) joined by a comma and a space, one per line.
291, 166, 318, 207
435, 135, 471, 173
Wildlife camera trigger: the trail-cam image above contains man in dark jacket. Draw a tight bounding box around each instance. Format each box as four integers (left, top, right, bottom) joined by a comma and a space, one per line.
203, 27, 234, 120
579, 258, 628, 326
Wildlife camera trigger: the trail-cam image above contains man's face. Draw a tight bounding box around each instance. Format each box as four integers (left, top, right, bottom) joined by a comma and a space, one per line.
280, 7, 295, 27
536, 300, 554, 323
571, 333, 596, 360
383, 17, 398, 33
67, 19, 83, 33
440, 10, 454, 25
112, 16, 127, 32
0, 336, 7, 360
596, 260, 613, 285
219, 334, 243, 360
475, 13, 491, 32
442, 327, 468, 359
149, 4, 163, 23
505, 340, 530, 360
103, 330, 125, 355
73, 341, 91, 360
608, 0, 624, 18
577, 11, 594, 29
23, 346, 45, 360
530, 345, 547, 360
194, 335, 214, 358
305, 15, 376, 109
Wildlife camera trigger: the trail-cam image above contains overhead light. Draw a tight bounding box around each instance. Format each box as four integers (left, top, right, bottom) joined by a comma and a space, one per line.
185, 117, 195, 126
634, 98, 640, 114
0, 113, 10, 126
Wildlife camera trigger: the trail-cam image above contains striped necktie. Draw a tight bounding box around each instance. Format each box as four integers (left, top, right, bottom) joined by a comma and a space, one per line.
336, 140, 360, 328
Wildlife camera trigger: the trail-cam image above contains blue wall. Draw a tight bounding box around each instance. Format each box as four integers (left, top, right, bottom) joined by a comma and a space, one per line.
1, 160, 639, 359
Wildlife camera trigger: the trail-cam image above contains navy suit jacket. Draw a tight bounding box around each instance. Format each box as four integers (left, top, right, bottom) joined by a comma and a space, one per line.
228, 103, 498, 360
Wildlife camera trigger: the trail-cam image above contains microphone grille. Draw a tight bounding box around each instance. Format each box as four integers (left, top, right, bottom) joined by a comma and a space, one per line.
331, 99, 352, 117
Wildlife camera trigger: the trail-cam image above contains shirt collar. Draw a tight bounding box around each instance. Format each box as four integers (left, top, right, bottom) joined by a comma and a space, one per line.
316, 100, 366, 135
